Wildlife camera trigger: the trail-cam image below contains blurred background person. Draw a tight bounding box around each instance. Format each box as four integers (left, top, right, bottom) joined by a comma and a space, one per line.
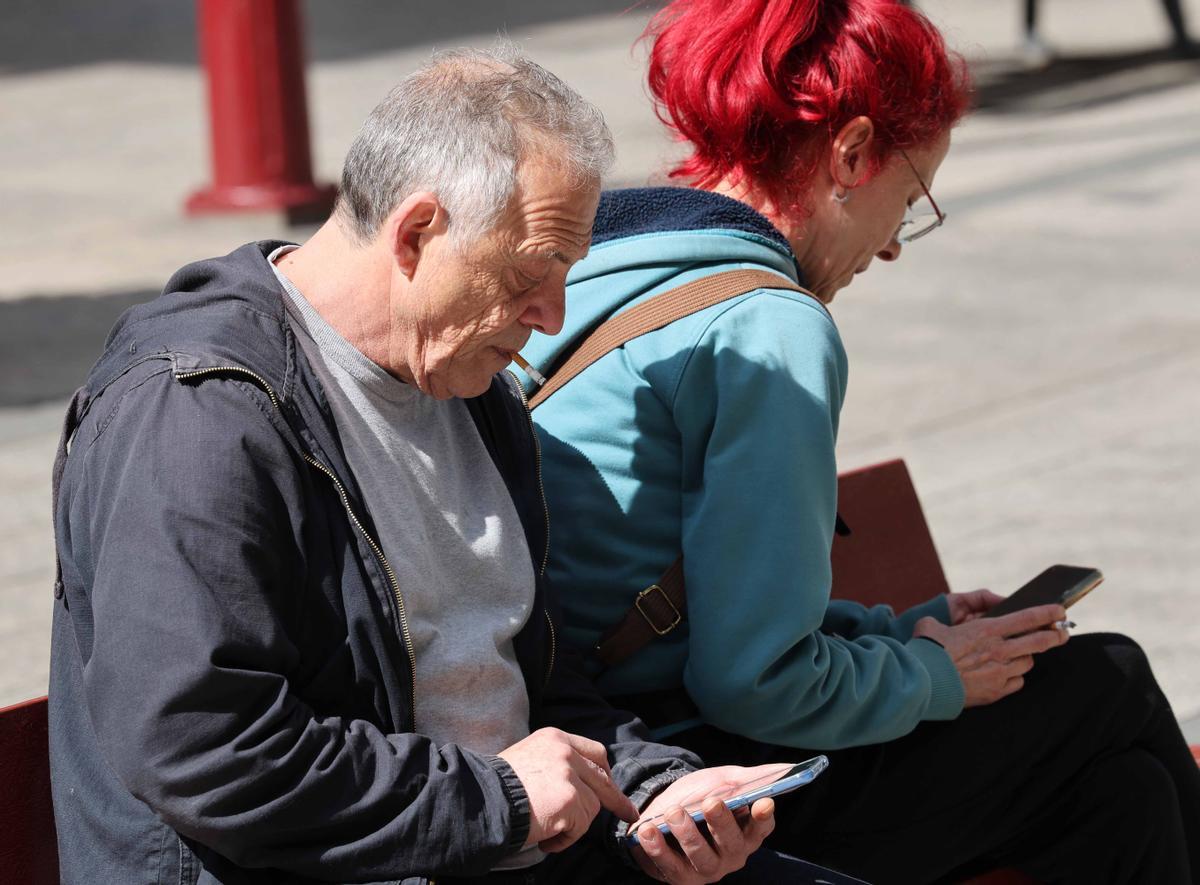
900, 0, 1196, 66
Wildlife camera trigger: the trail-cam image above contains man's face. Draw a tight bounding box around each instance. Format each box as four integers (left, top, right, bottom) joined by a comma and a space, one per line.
397, 158, 599, 400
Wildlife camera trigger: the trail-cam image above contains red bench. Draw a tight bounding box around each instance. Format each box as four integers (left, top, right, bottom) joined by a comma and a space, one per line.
0, 696, 57, 885
830, 458, 1034, 884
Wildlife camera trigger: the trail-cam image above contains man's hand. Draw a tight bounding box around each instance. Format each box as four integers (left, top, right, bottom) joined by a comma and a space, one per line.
946, 588, 1006, 624
498, 728, 639, 852
629, 765, 781, 883
914, 603, 1069, 707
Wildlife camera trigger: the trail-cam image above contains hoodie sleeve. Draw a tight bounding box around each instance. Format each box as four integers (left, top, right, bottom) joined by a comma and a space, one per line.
670, 290, 964, 750
822, 594, 953, 642
61, 369, 529, 880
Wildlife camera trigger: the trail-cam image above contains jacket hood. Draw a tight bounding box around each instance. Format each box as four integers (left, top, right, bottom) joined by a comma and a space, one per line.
87, 241, 298, 400
528, 188, 801, 378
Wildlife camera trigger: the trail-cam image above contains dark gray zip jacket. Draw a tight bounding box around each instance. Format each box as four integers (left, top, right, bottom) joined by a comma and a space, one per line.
48, 242, 698, 884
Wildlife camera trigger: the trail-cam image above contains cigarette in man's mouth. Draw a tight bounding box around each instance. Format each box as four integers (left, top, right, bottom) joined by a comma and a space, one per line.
512, 353, 547, 387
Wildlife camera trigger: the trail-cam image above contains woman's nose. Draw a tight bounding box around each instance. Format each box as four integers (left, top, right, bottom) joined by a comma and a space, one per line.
876, 236, 903, 263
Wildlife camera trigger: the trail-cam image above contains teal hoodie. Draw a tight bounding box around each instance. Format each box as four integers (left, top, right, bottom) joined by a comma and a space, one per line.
515, 188, 964, 748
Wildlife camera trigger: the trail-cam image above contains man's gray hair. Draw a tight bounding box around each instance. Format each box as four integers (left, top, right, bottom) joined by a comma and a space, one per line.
336, 44, 614, 245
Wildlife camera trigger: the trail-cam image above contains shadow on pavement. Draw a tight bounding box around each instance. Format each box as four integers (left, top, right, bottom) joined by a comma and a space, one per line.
1, 0, 656, 75
974, 47, 1200, 115
0, 291, 154, 407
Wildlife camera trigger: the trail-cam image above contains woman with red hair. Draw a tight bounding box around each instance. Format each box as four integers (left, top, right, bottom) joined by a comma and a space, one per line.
517, 0, 1200, 880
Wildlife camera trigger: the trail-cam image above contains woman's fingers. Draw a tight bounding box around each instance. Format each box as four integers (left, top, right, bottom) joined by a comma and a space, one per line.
1001, 674, 1026, 698
990, 603, 1068, 638
1004, 625, 1068, 660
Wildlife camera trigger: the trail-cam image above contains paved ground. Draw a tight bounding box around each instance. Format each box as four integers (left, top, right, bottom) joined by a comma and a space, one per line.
2, 1, 1198, 741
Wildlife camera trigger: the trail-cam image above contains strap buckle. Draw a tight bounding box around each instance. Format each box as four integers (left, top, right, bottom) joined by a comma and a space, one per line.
635, 584, 682, 636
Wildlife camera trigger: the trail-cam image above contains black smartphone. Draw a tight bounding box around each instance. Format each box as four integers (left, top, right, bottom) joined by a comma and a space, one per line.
983, 564, 1103, 619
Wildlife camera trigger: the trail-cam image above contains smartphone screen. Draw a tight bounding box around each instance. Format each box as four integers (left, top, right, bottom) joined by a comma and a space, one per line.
983, 565, 1103, 619
620, 755, 829, 847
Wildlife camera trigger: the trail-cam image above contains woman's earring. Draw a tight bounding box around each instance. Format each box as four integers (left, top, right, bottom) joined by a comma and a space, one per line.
833, 187, 850, 204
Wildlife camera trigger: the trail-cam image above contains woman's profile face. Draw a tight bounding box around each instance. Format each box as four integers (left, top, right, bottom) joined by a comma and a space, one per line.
789, 129, 951, 303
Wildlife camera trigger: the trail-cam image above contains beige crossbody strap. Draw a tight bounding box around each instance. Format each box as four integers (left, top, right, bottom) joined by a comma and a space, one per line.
528, 267, 818, 669
528, 268, 814, 410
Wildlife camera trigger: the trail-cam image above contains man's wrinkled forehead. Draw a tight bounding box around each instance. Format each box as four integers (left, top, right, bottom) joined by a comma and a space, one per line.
497, 159, 599, 261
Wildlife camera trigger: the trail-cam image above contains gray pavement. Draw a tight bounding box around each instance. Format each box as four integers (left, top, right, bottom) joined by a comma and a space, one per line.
2, 0, 1199, 743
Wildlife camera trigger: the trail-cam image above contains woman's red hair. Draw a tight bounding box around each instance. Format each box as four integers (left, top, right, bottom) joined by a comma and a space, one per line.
644, 0, 971, 212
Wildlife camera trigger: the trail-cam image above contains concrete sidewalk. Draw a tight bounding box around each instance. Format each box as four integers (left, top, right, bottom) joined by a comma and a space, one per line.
2, 0, 1199, 739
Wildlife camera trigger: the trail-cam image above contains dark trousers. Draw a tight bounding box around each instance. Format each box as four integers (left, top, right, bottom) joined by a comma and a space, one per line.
671, 633, 1199, 884
436, 843, 865, 884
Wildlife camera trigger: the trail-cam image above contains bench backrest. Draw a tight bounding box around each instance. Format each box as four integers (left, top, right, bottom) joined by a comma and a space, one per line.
830, 460, 1037, 885
830, 458, 950, 611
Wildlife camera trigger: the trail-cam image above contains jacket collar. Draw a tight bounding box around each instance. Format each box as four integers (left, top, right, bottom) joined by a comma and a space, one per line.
86, 242, 539, 556
91, 241, 297, 401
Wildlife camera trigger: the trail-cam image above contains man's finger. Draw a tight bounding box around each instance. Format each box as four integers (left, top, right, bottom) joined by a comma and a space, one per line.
573, 752, 639, 822
992, 603, 1067, 637
663, 806, 721, 879
702, 795, 747, 859
561, 732, 614, 775
538, 831, 578, 853
637, 823, 689, 882
741, 797, 776, 846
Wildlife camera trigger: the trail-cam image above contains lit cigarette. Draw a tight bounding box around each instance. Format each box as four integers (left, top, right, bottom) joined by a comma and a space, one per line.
512, 353, 547, 387
1054, 620, 1076, 632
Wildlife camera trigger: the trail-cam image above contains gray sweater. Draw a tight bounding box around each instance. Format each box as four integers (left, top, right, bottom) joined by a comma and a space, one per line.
271, 250, 541, 868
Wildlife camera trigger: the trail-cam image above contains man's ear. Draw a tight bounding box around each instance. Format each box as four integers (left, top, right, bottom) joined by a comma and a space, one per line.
829, 116, 876, 191
383, 191, 447, 279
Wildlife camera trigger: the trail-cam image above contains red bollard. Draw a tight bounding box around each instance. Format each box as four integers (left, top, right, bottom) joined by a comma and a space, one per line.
186, 0, 336, 222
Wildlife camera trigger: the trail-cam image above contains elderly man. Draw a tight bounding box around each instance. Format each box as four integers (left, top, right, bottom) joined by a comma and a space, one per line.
47, 50, 785, 884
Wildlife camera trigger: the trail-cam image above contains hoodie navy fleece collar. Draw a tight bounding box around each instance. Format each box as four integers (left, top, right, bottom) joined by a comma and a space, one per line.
592, 187, 792, 252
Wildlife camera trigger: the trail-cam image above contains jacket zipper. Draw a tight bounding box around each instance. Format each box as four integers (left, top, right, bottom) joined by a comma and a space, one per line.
507, 370, 555, 686
176, 365, 283, 409
174, 365, 419, 730
300, 452, 418, 728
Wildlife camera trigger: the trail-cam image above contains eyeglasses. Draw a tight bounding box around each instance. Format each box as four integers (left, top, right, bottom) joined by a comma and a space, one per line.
896, 148, 945, 244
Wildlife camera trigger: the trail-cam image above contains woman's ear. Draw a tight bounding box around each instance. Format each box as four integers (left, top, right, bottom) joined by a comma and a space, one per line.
384, 191, 447, 279
829, 116, 876, 191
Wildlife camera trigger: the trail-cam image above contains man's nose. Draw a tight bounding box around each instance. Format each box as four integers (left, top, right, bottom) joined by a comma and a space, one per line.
876, 236, 903, 263
521, 285, 566, 336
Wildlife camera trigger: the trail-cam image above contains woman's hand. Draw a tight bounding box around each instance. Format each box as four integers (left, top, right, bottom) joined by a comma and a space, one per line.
629, 765, 780, 883
914, 603, 1069, 707
946, 588, 1006, 624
